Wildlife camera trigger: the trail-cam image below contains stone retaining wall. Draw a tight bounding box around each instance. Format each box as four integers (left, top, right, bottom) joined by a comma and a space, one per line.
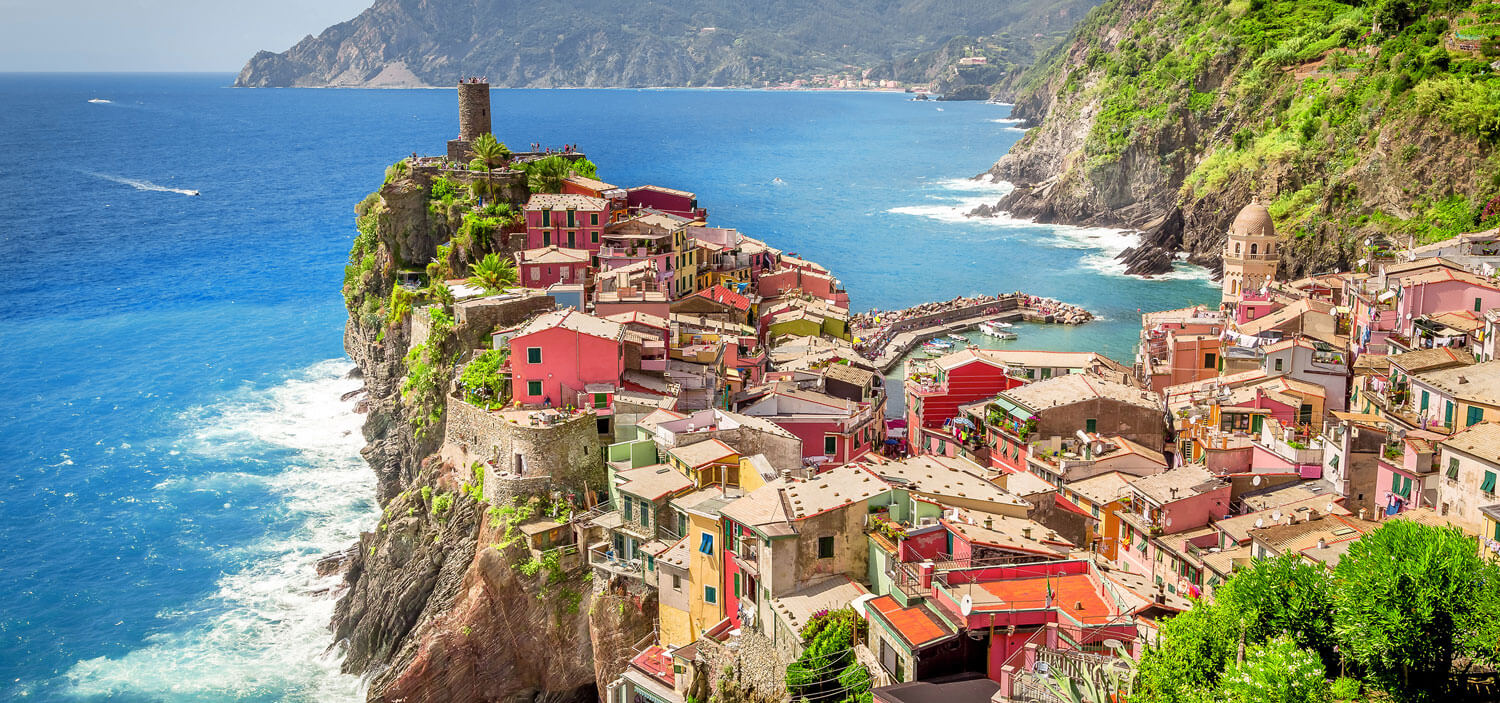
445, 398, 605, 502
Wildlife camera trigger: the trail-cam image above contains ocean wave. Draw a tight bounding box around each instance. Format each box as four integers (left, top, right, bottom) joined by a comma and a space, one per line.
84, 171, 200, 196
62, 359, 374, 702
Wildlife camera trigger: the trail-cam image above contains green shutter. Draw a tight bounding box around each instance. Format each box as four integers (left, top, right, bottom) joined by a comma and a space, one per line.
734, 573, 741, 598
1468, 406, 1485, 427
1421, 391, 1430, 412
1445, 402, 1454, 428
1448, 458, 1461, 480
1483, 472, 1497, 494
1085, 419, 1097, 434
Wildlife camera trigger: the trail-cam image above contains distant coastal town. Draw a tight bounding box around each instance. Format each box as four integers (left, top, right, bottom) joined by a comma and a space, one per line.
339, 81, 1500, 703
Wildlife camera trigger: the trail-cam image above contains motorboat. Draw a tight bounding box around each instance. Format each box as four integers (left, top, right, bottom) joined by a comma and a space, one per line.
979, 320, 1017, 339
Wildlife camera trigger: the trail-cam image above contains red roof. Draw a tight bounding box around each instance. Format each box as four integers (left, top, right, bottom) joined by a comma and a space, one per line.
1053, 493, 1093, 519
630, 645, 675, 686
867, 595, 955, 648
973, 573, 1112, 624
695, 285, 751, 311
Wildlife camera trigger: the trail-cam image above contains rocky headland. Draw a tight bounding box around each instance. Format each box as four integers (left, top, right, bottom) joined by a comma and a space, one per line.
968, 0, 1500, 278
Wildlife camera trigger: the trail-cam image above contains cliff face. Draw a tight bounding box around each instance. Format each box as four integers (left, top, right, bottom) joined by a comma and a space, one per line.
236, 0, 1094, 89
331, 171, 654, 702
977, 0, 1500, 279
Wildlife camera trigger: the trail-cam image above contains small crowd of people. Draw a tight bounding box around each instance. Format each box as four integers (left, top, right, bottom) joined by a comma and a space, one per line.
461, 76, 488, 84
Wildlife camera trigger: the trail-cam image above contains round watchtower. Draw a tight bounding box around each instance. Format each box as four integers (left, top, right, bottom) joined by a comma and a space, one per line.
1221, 197, 1280, 306
457, 80, 492, 142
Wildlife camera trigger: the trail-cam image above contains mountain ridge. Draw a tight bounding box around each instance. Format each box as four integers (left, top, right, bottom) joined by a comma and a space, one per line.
234, 0, 1097, 89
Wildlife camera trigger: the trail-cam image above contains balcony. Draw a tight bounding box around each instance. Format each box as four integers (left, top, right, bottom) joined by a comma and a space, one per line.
588, 542, 646, 581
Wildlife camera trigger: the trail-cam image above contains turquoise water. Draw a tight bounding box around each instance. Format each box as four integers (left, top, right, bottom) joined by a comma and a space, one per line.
0, 74, 1216, 702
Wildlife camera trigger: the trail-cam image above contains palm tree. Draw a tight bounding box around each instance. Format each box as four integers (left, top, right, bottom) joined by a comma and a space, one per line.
521, 155, 571, 194
468, 133, 510, 204
468, 252, 517, 294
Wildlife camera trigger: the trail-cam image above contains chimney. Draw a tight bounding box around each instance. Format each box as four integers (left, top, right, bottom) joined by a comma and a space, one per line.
919, 561, 935, 590
1317, 538, 1327, 550
1359, 508, 1367, 520
1022, 526, 1033, 539
780, 469, 791, 482
1169, 487, 1180, 500
984, 516, 994, 530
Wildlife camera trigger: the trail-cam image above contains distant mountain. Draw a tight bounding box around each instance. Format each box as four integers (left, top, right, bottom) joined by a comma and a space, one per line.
235, 0, 1097, 89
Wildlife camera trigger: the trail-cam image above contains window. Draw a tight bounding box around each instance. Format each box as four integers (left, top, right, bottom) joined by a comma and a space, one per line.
526, 380, 542, 397
704, 586, 717, 604
1274, 358, 1284, 371
541, 210, 550, 227
566, 210, 576, 228
1085, 418, 1097, 434
1478, 297, 1485, 313
1250, 243, 1259, 255
527, 347, 542, 364
1421, 390, 1430, 412
734, 573, 741, 598
590, 212, 599, 226
699, 531, 714, 555
672, 574, 681, 590
1204, 352, 1217, 369
1468, 406, 1484, 427
567, 232, 575, 248
824, 435, 837, 456
1448, 458, 1461, 480
1483, 472, 1497, 495
591, 231, 599, 244
818, 535, 835, 559
1247, 308, 1256, 320
623, 496, 633, 521
594, 393, 608, 409
1392, 473, 1412, 500
640, 502, 651, 527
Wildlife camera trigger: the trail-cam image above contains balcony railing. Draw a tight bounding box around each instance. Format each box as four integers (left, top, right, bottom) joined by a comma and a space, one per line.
588, 542, 646, 580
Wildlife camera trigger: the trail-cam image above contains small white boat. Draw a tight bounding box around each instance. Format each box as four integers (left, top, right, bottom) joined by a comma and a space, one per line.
946, 334, 967, 343
185, 190, 200, 196
979, 320, 1017, 339
923, 338, 955, 351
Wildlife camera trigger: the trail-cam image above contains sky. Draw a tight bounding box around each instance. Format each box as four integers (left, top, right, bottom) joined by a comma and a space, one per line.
0, 0, 374, 72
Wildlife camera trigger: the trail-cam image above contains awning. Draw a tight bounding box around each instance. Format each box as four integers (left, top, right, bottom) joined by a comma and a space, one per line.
990, 395, 1031, 421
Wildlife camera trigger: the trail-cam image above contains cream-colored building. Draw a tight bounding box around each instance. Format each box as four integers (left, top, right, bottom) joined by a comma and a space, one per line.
1436, 422, 1500, 535
1222, 198, 1280, 306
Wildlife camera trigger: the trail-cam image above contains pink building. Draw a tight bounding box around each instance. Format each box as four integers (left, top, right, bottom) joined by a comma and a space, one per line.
1115, 466, 1230, 581
507, 309, 625, 407
627, 185, 706, 220
1393, 268, 1500, 349
1374, 430, 1443, 515
560, 175, 627, 219
737, 385, 884, 466
755, 260, 850, 308
514, 246, 590, 289
1136, 307, 1226, 391
523, 193, 610, 251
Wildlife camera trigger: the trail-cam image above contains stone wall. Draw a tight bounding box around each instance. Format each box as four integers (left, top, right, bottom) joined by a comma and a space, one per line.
701, 630, 789, 701
457, 82, 492, 142
445, 398, 605, 500
454, 292, 555, 349
677, 428, 803, 473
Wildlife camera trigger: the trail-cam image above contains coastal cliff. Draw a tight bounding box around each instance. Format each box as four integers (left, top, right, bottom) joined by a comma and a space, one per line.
975, 0, 1500, 278
331, 167, 653, 702
235, 0, 1093, 89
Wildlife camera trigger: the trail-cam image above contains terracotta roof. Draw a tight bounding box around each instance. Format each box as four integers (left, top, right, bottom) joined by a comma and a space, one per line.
694, 285, 752, 311
1001, 374, 1161, 412
1066, 472, 1135, 506
525, 193, 609, 211
616, 464, 695, 501
668, 439, 739, 468
1215, 495, 1349, 544
965, 572, 1115, 624
783, 465, 890, 519
769, 576, 868, 632
719, 480, 792, 535
563, 175, 618, 192
823, 363, 876, 388
867, 596, 956, 648
514, 309, 625, 343
517, 245, 590, 264
868, 456, 1029, 509
1250, 514, 1377, 555
945, 513, 1074, 555
1129, 466, 1224, 506
629, 184, 696, 199
1397, 267, 1500, 293
1442, 422, 1500, 465
1414, 360, 1500, 406
1389, 346, 1476, 374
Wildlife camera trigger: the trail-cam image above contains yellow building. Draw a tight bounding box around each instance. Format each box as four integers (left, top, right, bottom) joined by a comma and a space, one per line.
1221, 198, 1280, 307
673, 489, 735, 637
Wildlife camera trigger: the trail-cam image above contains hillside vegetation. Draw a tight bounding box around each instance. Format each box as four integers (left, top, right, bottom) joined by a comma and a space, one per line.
985, 0, 1500, 277
236, 0, 1095, 89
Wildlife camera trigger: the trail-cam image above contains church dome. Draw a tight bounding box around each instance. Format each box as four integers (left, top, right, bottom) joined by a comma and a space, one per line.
1231, 199, 1274, 239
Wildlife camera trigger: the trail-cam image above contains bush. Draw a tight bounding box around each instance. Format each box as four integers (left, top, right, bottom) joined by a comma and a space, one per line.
430, 176, 461, 201
1330, 678, 1360, 701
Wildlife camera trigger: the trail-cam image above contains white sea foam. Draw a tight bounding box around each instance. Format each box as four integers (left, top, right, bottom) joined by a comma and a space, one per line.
85, 171, 199, 196
889, 177, 1217, 283
88, 98, 112, 104
62, 359, 375, 702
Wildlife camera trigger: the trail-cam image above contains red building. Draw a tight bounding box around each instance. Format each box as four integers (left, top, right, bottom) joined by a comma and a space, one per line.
906, 350, 1024, 460
507, 309, 625, 408
515, 246, 590, 289
524, 193, 610, 251
627, 184, 706, 220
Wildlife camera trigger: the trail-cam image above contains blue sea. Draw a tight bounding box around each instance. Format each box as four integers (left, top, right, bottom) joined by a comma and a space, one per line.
0, 73, 1217, 702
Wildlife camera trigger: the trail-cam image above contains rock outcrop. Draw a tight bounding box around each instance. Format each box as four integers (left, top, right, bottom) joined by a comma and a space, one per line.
330, 170, 653, 702
969, 0, 1500, 279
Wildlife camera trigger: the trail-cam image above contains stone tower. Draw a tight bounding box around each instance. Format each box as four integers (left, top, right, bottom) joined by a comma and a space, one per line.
1221, 197, 1280, 306
447, 79, 492, 161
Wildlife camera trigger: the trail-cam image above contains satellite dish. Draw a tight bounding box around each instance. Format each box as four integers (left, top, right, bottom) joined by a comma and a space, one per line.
1102, 639, 1123, 650
960, 594, 973, 616
1252, 475, 1262, 487
1326, 502, 1335, 513
1254, 518, 1265, 529
1272, 510, 1283, 521
1165, 516, 1174, 527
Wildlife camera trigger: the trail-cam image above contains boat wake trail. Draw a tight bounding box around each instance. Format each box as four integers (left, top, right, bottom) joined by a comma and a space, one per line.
85, 171, 200, 196
60, 359, 374, 703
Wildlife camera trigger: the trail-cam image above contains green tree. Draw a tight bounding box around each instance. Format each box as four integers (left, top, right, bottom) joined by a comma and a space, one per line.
1132, 604, 1233, 703
1213, 554, 1335, 664
467, 252, 517, 294
786, 609, 869, 703
1332, 521, 1500, 698
1218, 635, 1330, 703
521, 155, 574, 194
460, 348, 510, 409
468, 133, 510, 203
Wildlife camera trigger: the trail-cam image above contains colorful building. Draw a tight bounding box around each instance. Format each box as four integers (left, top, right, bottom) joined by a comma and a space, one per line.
524, 193, 610, 251
508, 309, 625, 407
